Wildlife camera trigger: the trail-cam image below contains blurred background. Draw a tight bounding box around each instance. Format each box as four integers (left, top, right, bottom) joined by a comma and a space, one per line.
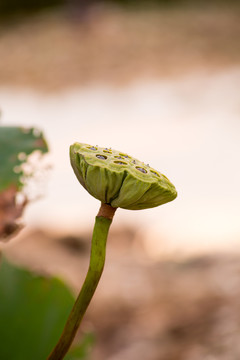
1, 1, 240, 359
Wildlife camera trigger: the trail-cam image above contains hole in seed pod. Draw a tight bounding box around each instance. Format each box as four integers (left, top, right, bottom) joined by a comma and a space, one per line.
114, 161, 127, 165
114, 156, 124, 159
150, 170, 160, 177
119, 153, 130, 158
96, 154, 107, 160
136, 166, 147, 174
87, 146, 97, 151
103, 150, 112, 154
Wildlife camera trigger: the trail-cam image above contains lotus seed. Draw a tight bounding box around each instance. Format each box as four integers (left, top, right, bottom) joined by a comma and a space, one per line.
151, 170, 160, 177
96, 155, 107, 160
136, 167, 147, 174
114, 161, 127, 165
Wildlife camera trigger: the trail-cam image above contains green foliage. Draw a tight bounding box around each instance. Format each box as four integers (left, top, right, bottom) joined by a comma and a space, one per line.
0, 257, 93, 360
0, 126, 48, 192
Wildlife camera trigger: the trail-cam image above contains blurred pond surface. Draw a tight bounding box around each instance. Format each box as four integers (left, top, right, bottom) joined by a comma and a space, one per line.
1, 67, 240, 257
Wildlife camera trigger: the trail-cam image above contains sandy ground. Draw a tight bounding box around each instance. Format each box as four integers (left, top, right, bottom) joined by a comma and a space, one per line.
1, 227, 240, 360
0, 4, 240, 90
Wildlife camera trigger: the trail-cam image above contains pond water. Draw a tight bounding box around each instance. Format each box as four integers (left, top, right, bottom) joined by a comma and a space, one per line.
1, 68, 240, 257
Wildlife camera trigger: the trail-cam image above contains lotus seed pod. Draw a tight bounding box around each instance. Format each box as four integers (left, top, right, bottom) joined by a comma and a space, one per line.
70, 143, 177, 210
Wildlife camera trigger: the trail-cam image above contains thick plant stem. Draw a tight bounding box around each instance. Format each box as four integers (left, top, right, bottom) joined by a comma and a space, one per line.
47, 203, 116, 360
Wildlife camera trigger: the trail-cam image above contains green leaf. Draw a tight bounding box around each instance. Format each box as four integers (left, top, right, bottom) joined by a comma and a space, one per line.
0, 257, 76, 360
0, 126, 48, 192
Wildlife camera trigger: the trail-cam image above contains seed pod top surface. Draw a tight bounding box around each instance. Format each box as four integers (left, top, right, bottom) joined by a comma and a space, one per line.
70, 142, 177, 210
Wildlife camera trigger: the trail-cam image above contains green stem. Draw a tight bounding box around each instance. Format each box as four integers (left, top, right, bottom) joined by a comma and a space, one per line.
47, 203, 116, 360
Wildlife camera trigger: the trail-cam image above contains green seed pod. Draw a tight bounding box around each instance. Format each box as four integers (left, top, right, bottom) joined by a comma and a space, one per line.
70, 142, 177, 210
